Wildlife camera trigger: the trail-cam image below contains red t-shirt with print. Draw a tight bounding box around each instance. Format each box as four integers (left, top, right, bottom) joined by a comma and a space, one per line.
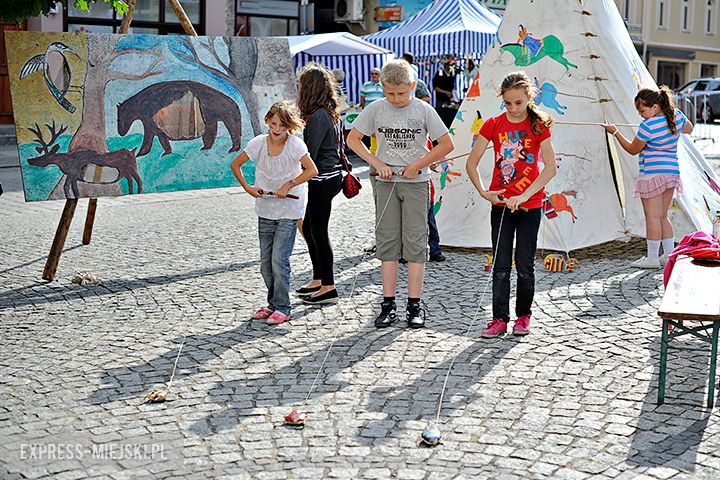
479, 112, 551, 209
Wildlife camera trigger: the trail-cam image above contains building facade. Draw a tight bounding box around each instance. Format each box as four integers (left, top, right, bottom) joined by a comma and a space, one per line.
616, 0, 719, 88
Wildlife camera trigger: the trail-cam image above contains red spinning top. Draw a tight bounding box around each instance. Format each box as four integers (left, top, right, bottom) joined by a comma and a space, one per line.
283, 409, 308, 427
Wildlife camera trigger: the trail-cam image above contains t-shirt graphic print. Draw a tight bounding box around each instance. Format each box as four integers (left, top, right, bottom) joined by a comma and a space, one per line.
479, 113, 551, 209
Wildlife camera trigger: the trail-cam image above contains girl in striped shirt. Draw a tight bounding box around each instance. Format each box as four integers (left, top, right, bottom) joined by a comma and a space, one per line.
604, 86, 694, 269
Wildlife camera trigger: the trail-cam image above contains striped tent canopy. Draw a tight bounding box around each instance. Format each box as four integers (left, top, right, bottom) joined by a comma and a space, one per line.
363, 0, 501, 101
285, 32, 394, 106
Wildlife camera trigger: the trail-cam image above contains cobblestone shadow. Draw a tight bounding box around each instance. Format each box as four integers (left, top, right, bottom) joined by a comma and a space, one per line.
187, 328, 405, 436
0, 260, 258, 311
626, 336, 713, 471
359, 337, 520, 444
86, 320, 284, 405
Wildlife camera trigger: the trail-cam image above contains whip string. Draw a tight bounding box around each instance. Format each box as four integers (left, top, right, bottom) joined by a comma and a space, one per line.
298, 180, 398, 408
433, 205, 507, 425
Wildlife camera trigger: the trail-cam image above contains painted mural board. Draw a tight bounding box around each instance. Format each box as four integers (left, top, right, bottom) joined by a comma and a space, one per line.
5, 31, 296, 202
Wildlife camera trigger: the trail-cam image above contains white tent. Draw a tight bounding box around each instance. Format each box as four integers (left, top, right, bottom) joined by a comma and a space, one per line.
284, 33, 394, 105
433, 0, 720, 252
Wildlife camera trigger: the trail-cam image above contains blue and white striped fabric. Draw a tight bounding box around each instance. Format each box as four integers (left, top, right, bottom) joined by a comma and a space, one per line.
294, 52, 390, 106
363, 0, 501, 103
636, 109, 688, 175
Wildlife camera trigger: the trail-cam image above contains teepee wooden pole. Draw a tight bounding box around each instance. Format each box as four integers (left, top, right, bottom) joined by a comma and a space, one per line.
81, 0, 137, 246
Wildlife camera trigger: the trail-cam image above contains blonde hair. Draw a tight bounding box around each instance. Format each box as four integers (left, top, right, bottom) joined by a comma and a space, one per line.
264, 100, 304, 135
635, 86, 678, 134
499, 71, 553, 135
297, 63, 341, 123
380, 60, 414, 87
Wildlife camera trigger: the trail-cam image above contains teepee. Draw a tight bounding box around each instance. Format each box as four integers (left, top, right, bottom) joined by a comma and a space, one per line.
433, 0, 720, 252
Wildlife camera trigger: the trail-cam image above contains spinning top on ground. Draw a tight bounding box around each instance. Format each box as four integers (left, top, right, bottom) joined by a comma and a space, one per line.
283, 409, 308, 428
146, 388, 168, 403
417, 425, 443, 447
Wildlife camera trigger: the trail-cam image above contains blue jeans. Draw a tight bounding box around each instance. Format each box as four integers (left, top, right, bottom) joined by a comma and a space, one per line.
490, 206, 542, 322
258, 217, 298, 315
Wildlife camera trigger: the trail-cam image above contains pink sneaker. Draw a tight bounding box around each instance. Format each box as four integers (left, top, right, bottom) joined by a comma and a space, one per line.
481, 318, 508, 338
266, 311, 291, 325
513, 314, 531, 335
251, 307, 274, 320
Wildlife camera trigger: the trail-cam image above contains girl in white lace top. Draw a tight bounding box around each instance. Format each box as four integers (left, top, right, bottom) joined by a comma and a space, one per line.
230, 101, 318, 325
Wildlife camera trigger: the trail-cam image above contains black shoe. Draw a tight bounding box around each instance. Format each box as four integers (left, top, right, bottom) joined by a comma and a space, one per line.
295, 285, 321, 295
429, 253, 446, 262
302, 289, 339, 305
407, 301, 426, 328
374, 301, 397, 328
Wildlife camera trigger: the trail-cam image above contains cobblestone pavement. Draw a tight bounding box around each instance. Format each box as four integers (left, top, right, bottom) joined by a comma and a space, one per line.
2, 162, 720, 479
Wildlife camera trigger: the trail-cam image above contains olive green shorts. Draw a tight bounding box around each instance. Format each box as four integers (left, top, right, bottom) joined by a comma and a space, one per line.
374, 181, 429, 263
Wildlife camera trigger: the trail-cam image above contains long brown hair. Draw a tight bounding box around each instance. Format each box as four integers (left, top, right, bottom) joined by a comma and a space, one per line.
635, 86, 677, 134
297, 63, 341, 123
499, 71, 553, 135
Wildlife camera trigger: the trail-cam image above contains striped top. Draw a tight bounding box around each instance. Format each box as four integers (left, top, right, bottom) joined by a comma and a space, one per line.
636, 109, 688, 175
360, 80, 384, 106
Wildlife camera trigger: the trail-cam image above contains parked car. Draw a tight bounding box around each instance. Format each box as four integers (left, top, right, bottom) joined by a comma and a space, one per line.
675, 77, 720, 123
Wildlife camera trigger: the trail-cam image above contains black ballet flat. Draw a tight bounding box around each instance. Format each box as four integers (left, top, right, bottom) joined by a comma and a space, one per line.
295, 285, 321, 295
302, 289, 339, 305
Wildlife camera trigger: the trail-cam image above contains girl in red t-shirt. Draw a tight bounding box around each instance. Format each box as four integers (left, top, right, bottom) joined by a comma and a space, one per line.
466, 71, 558, 338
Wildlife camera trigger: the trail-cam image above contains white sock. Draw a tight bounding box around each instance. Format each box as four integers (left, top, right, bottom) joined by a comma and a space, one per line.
646, 239, 661, 259
661, 237, 674, 256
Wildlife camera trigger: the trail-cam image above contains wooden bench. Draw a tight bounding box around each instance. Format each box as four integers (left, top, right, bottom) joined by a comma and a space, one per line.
657, 256, 720, 407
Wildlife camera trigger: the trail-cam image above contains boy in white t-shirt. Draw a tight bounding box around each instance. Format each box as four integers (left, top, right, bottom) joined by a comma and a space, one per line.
347, 60, 454, 329
230, 101, 318, 325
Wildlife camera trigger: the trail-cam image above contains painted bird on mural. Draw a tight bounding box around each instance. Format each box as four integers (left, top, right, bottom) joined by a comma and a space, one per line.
19, 42, 80, 114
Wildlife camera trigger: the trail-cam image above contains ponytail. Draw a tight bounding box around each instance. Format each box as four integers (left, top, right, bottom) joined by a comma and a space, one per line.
635, 86, 677, 134
527, 103, 554, 136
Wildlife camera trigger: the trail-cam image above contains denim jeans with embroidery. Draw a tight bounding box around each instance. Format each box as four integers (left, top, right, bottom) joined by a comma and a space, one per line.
258, 217, 298, 315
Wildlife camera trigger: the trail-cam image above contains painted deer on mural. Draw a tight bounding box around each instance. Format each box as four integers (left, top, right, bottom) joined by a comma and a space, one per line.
28, 121, 142, 199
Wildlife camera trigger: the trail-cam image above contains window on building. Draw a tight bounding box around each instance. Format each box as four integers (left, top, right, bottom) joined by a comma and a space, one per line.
657, 61, 686, 89
701, 64, 717, 77
621, 0, 636, 22
681, 0, 692, 32
706, 0, 717, 35
235, 0, 300, 37
657, 0, 668, 29
65, 0, 205, 35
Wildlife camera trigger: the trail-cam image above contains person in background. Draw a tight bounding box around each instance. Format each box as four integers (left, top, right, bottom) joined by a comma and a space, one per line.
332, 68, 350, 112
401, 52, 420, 94
433, 59, 456, 108
360, 68, 383, 109
415, 77, 431, 103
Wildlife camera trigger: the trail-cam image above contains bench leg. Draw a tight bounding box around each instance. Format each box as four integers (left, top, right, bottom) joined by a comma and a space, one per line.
658, 319, 669, 404
708, 322, 719, 408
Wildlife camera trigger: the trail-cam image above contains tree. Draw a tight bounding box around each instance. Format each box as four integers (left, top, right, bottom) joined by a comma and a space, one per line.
0, 1, 128, 23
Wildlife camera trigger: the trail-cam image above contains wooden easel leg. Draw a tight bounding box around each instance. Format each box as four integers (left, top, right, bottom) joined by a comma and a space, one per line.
658, 319, 669, 404
43, 199, 78, 281
707, 322, 719, 408
83, 198, 98, 245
